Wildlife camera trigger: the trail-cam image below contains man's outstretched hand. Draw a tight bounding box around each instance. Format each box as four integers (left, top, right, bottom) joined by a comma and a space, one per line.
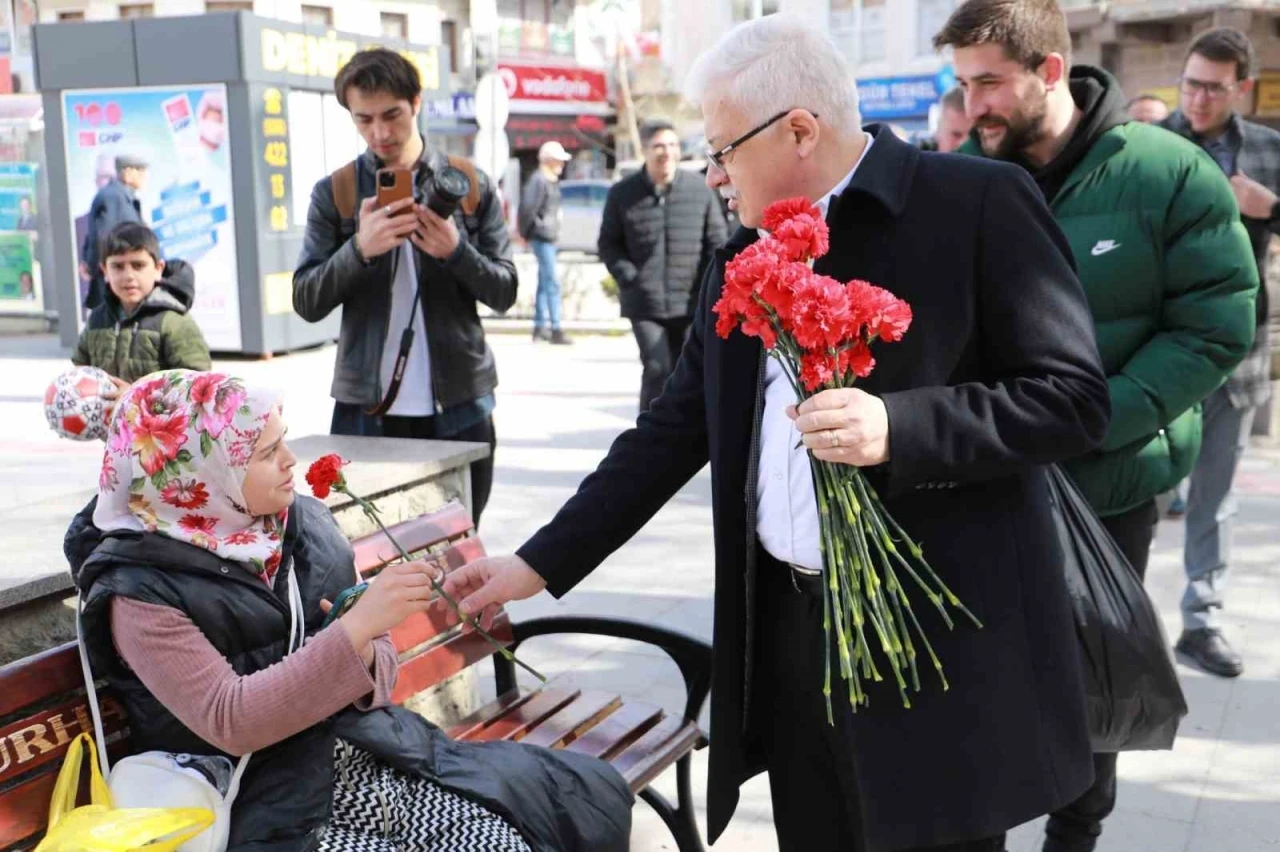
439, 554, 547, 630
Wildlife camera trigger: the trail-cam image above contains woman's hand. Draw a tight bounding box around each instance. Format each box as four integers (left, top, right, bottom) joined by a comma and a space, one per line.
332, 561, 442, 651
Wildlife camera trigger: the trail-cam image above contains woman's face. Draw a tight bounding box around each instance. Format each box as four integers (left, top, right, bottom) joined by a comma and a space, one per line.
241, 408, 296, 516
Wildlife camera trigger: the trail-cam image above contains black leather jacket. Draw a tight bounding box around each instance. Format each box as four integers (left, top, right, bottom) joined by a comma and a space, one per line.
293, 148, 518, 411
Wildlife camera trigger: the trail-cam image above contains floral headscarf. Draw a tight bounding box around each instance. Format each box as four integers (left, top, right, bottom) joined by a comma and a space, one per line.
95, 370, 288, 583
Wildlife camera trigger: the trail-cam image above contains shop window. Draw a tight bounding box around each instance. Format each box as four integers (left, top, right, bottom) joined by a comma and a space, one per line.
119, 3, 154, 17
830, 0, 886, 64
57, 10, 85, 20
300, 4, 333, 27
207, 1, 254, 11
381, 12, 407, 40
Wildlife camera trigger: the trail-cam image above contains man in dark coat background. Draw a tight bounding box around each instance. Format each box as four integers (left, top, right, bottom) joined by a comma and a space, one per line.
444, 14, 1111, 852
80, 153, 147, 312
599, 118, 727, 412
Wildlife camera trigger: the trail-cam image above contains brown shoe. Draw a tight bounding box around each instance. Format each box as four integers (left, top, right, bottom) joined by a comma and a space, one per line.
550, 330, 574, 345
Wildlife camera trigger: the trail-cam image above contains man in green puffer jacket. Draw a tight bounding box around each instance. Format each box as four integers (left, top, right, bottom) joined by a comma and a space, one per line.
72, 222, 211, 384
937, 2, 1258, 851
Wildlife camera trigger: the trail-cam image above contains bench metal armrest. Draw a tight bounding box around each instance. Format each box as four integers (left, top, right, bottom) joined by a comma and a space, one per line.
493, 616, 713, 725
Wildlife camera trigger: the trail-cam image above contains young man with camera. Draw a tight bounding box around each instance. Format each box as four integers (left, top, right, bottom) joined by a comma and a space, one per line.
293, 48, 517, 524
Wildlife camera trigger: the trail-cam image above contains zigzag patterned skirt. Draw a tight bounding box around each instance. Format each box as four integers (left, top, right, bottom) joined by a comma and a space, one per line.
318, 739, 532, 852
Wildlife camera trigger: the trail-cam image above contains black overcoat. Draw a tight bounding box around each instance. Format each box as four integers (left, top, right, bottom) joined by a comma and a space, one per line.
519, 125, 1112, 850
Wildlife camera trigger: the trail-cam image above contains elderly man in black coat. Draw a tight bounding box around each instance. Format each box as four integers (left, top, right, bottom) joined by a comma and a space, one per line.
444, 14, 1110, 852
599, 118, 728, 412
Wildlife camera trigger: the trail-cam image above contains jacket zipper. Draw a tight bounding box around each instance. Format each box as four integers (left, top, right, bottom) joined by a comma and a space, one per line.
741, 347, 767, 730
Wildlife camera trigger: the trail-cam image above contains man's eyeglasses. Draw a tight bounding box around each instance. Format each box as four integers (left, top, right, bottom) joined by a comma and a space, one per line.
705, 110, 817, 170
1179, 77, 1238, 101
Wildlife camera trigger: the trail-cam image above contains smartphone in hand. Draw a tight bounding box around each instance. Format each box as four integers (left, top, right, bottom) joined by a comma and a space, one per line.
375, 167, 414, 209
321, 582, 370, 629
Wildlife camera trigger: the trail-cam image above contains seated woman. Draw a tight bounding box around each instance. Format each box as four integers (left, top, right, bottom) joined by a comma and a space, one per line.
67, 370, 632, 852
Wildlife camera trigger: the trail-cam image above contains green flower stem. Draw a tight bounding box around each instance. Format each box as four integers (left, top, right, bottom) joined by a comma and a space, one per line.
342, 487, 547, 684
858, 476, 982, 630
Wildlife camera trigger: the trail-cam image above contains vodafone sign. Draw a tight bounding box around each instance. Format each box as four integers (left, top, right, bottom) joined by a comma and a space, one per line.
497, 64, 610, 116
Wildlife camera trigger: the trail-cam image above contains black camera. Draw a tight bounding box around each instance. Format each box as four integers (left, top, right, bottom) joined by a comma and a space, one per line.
425, 165, 472, 220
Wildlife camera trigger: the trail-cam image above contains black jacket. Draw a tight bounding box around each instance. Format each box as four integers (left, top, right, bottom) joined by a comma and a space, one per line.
67, 496, 632, 852
598, 169, 728, 320
292, 149, 518, 411
517, 127, 1111, 850
518, 171, 561, 243
81, 179, 144, 309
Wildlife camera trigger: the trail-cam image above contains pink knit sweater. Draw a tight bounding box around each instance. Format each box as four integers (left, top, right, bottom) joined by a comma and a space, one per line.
109, 596, 399, 756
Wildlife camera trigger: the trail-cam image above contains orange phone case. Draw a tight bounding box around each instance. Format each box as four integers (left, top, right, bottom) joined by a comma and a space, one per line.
375, 167, 414, 209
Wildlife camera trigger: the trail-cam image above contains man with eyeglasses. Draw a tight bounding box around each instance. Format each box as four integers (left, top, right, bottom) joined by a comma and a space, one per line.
598, 119, 727, 413
1161, 27, 1279, 679
442, 13, 1116, 852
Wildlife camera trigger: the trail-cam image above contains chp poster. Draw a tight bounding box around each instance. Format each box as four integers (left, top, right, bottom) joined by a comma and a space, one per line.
62, 84, 242, 349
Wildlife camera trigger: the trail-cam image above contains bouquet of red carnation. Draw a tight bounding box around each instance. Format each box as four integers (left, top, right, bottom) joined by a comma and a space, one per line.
714, 198, 981, 719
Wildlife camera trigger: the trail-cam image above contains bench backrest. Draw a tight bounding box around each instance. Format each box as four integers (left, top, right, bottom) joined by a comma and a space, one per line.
0, 500, 499, 851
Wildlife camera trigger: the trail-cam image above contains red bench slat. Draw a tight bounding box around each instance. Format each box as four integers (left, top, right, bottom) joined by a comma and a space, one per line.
455, 687, 582, 743
0, 645, 83, 718
388, 613, 516, 705
609, 716, 705, 792
518, 692, 622, 749
352, 502, 474, 575
564, 702, 666, 761
446, 689, 540, 740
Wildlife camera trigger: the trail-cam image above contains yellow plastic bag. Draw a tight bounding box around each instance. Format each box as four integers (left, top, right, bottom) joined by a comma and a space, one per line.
35, 733, 214, 852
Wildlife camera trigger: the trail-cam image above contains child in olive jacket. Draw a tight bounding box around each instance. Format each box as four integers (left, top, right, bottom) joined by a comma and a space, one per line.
72, 222, 211, 382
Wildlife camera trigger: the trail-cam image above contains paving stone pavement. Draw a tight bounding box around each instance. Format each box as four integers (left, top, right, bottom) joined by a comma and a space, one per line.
3, 331, 1278, 851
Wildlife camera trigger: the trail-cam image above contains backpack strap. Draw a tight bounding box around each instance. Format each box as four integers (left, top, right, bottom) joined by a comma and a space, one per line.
446, 154, 482, 217
330, 160, 358, 221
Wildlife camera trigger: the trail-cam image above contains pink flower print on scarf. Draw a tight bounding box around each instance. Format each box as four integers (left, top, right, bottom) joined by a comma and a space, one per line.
95, 370, 287, 577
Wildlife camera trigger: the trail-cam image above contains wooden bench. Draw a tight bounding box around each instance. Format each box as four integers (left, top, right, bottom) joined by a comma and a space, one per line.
0, 501, 712, 851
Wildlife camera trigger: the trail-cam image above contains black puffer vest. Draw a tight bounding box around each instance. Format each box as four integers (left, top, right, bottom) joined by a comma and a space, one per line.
67, 496, 633, 852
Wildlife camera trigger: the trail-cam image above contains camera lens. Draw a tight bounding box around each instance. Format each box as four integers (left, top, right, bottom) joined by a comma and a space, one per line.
425, 165, 472, 220
379, 171, 395, 187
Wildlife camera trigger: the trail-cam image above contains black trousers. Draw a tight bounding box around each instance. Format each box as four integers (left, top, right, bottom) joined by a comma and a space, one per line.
754, 549, 1008, 852
1043, 499, 1159, 852
331, 403, 497, 526
631, 316, 691, 413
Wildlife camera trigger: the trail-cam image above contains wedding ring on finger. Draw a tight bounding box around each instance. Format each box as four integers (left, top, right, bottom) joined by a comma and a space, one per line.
829, 430, 840, 448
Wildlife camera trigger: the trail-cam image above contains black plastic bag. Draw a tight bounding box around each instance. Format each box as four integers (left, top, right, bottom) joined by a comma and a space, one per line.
1047, 464, 1188, 752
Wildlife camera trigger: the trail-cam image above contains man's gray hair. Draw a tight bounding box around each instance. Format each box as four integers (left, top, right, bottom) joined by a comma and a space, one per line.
683, 14, 861, 136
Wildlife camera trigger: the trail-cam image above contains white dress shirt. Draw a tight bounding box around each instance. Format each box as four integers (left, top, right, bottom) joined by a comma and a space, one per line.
755, 134, 875, 572
379, 241, 435, 416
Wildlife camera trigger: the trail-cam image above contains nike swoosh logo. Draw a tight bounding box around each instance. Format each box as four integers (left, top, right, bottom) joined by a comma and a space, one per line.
1091, 240, 1121, 256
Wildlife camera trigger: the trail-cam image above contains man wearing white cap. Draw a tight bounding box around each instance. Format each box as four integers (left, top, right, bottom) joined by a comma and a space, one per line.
518, 141, 574, 344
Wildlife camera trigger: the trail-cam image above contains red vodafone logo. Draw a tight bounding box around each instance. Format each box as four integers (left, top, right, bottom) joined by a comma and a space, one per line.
497, 64, 608, 103
499, 67, 518, 99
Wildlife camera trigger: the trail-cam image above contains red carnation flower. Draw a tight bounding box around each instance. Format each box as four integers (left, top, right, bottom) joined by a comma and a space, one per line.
771, 213, 830, 263
839, 341, 876, 379
761, 198, 821, 233
863, 285, 913, 342
789, 274, 854, 351
799, 350, 837, 392
306, 453, 348, 499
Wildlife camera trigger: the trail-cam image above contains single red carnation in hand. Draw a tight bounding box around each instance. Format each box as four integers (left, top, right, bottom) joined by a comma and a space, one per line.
306, 453, 348, 499
761, 198, 821, 233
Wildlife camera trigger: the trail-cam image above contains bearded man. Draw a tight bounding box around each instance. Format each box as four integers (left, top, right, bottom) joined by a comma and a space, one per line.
938, 2, 1259, 850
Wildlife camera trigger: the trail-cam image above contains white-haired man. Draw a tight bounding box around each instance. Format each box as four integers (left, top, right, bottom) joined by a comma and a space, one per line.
442, 15, 1110, 851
